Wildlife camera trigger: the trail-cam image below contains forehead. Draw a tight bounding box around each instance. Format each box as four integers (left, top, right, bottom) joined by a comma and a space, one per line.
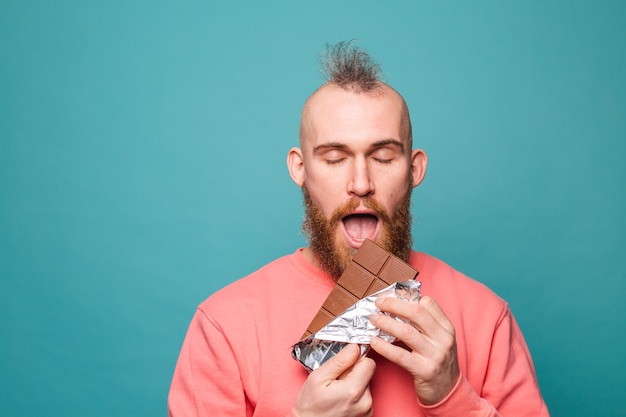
301, 84, 406, 150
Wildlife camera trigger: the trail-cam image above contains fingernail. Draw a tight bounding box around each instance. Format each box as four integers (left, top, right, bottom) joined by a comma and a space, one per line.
370, 313, 380, 322
345, 344, 358, 355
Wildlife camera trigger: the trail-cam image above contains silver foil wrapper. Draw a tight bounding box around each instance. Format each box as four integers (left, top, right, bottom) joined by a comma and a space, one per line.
292, 280, 422, 371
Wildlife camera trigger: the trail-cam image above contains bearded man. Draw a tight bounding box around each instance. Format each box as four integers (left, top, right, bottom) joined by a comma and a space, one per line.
168, 42, 549, 417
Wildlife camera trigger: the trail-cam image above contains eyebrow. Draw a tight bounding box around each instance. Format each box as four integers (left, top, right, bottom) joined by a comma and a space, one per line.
313, 142, 347, 153
371, 139, 405, 152
313, 139, 405, 153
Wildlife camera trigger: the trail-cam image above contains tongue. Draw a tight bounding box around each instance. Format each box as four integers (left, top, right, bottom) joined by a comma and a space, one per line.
343, 214, 377, 241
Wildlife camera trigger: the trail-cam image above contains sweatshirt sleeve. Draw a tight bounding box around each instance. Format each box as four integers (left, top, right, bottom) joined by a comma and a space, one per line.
168, 308, 254, 417
420, 305, 550, 417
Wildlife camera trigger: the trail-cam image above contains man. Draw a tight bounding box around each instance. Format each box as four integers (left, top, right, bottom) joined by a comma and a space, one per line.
168, 42, 549, 416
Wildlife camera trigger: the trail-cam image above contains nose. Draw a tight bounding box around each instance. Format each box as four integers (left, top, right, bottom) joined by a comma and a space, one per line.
348, 157, 374, 197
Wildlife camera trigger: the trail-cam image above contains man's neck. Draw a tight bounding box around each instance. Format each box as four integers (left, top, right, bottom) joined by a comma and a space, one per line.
301, 247, 321, 269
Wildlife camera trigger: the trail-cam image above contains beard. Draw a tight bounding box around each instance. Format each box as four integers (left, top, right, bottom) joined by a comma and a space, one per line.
301, 183, 413, 279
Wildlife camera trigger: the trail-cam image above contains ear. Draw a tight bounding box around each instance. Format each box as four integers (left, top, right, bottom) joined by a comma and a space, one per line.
410, 149, 428, 188
287, 147, 305, 187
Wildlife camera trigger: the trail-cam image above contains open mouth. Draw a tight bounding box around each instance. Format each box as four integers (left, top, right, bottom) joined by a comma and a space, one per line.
341, 213, 379, 245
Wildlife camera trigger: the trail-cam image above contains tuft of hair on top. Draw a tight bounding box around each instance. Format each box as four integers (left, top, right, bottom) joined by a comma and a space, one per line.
320, 41, 383, 92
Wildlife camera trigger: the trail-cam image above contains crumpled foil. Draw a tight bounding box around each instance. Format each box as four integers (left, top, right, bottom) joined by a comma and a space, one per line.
292, 280, 422, 371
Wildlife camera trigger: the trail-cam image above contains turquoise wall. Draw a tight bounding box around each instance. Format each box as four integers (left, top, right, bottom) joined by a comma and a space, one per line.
2, 1, 625, 416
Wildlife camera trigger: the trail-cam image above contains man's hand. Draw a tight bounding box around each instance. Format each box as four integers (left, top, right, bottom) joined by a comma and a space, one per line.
369, 295, 460, 405
293, 344, 376, 417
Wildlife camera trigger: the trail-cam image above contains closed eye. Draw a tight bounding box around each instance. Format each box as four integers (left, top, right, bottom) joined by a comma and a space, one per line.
372, 156, 393, 164
326, 157, 346, 165
315, 145, 349, 165
370, 147, 399, 164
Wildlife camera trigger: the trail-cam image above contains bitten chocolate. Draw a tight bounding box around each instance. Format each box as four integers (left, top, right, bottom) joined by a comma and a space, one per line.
300, 239, 419, 340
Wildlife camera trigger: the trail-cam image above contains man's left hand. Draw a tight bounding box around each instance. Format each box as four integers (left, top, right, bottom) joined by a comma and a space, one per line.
369, 295, 460, 405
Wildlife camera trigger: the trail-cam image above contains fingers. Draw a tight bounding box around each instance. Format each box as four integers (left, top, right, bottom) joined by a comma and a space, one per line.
370, 296, 455, 361
316, 344, 376, 400
369, 333, 416, 366
369, 296, 460, 405
417, 296, 455, 334
374, 295, 454, 336
294, 344, 376, 417
312, 344, 376, 385
316, 344, 361, 381
343, 353, 376, 385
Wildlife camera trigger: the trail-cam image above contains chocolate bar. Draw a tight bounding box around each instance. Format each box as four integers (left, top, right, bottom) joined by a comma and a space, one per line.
292, 279, 422, 371
300, 239, 419, 340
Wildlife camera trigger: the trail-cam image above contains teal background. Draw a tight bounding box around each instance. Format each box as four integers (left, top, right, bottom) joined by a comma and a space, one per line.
1, 1, 624, 416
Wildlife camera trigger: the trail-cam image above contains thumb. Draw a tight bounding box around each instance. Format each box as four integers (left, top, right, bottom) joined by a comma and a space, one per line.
317, 344, 361, 380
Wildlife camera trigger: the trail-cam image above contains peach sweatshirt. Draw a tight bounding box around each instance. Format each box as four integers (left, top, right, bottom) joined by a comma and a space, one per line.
169, 249, 549, 416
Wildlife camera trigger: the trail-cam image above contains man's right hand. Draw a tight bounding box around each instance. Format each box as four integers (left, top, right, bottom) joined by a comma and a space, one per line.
292, 344, 376, 417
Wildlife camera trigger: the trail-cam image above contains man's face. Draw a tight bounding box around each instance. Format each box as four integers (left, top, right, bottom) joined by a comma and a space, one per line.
288, 84, 427, 277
